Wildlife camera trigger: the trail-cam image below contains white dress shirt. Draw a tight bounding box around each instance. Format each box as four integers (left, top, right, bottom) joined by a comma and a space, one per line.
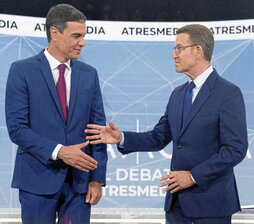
191, 65, 213, 103
44, 49, 71, 160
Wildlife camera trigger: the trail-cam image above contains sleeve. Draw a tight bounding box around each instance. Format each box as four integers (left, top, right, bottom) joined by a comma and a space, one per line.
5, 62, 58, 165
118, 102, 172, 154
88, 70, 108, 186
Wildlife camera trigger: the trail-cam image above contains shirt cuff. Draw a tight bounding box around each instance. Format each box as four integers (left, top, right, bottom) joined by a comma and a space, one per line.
190, 173, 196, 183
51, 144, 63, 160
118, 132, 124, 147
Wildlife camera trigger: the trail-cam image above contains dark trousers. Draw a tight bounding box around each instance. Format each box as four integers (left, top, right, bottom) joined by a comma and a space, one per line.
165, 194, 232, 224
19, 168, 91, 224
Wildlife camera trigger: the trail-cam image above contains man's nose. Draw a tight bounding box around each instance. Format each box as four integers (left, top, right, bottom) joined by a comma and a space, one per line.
79, 38, 85, 47
172, 50, 177, 59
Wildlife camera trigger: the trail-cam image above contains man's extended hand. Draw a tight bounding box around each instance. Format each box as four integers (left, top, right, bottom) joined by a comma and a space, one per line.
85, 181, 102, 205
85, 120, 122, 144
160, 171, 195, 193
57, 141, 97, 172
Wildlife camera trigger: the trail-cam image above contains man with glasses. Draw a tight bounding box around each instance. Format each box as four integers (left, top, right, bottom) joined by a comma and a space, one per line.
85, 24, 248, 224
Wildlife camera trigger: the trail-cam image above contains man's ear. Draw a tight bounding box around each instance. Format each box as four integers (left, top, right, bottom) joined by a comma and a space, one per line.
196, 45, 204, 59
50, 26, 59, 41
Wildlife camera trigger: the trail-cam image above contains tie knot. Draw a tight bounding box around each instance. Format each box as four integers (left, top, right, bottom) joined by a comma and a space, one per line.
188, 81, 195, 91
58, 64, 66, 76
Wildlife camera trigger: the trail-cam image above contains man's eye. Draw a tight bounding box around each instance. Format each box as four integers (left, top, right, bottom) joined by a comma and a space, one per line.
72, 34, 81, 38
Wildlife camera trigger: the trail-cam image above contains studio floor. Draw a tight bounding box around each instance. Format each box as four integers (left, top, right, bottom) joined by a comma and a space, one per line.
0, 208, 254, 224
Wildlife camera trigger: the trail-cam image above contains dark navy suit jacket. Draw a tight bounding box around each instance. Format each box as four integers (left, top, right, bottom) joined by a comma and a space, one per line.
120, 70, 248, 217
5, 50, 107, 195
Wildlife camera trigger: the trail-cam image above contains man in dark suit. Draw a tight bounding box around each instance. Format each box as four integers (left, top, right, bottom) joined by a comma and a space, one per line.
5, 4, 107, 224
85, 24, 248, 224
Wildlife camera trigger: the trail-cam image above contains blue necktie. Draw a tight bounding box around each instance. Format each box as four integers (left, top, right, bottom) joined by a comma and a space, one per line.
182, 81, 195, 125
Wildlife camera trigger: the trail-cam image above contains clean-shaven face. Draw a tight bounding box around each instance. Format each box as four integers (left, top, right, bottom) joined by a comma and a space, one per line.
172, 33, 198, 75
55, 21, 86, 61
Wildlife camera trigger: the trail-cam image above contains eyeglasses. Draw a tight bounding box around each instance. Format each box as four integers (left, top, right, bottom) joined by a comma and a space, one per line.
173, 44, 197, 54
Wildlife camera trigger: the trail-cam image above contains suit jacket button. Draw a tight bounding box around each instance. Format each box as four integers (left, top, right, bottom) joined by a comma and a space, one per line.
177, 145, 181, 149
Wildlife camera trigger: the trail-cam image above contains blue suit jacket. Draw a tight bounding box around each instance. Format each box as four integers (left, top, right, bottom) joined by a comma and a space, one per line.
120, 70, 248, 217
5, 50, 107, 195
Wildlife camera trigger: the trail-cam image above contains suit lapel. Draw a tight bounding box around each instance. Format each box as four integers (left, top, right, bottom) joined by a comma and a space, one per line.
176, 82, 188, 137
67, 60, 80, 124
37, 51, 65, 122
178, 70, 218, 138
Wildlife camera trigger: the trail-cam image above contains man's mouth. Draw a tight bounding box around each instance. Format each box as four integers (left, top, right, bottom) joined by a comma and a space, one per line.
74, 48, 82, 52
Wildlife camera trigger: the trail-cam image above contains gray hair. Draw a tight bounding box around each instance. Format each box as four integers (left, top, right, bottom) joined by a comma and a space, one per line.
46, 4, 86, 42
176, 24, 214, 62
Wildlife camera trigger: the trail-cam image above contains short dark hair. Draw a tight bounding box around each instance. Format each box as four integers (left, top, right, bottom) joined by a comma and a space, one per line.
46, 4, 86, 42
176, 24, 214, 62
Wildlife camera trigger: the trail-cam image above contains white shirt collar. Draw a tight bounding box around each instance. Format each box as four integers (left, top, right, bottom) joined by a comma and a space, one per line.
44, 49, 71, 71
191, 65, 213, 89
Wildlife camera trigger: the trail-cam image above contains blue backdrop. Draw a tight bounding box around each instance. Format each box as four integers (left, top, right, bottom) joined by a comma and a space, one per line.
0, 35, 253, 208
